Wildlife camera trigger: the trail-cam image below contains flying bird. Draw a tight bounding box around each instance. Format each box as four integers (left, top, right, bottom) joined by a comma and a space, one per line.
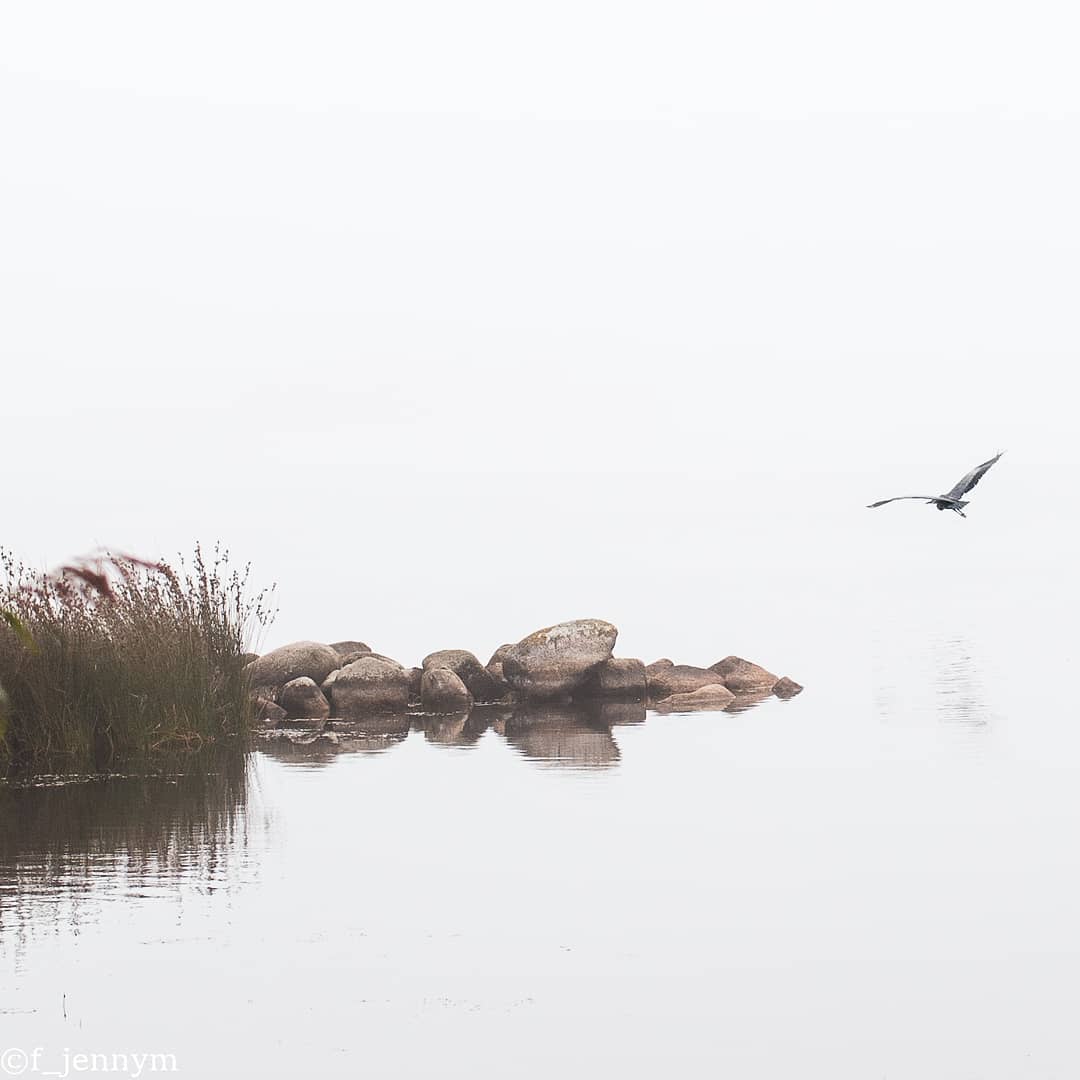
867, 451, 1004, 517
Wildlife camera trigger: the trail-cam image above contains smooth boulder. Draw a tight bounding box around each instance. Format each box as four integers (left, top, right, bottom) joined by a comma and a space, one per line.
279, 676, 331, 720
421, 667, 472, 712
330, 640, 371, 658
246, 641, 341, 691
329, 655, 410, 717
501, 619, 618, 700
709, 656, 778, 693
423, 649, 505, 702
580, 658, 647, 700
646, 664, 725, 699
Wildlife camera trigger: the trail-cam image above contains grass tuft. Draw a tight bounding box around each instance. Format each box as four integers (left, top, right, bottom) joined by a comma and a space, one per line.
0, 544, 274, 772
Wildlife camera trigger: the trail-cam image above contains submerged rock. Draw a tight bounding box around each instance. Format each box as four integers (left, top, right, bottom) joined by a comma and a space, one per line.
652, 684, 736, 712
279, 676, 331, 720
420, 667, 472, 712
501, 619, 618, 700
709, 656, 778, 693
246, 641, 341, 691
329, 655, 410, 716
773, 676, 804, 699
646, 664, 724, 699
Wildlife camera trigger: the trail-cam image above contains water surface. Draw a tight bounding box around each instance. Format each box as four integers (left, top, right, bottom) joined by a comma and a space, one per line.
2, 558, 1078, 1079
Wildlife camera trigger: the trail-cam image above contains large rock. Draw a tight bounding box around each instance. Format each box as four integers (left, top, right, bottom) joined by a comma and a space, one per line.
421, 667, 472, 712
501, 619, 618, 700
279, 676, 331, 720
423, 649, 505, 702
251, 695, 286, 723
330, 640, 371, 658
579, 658, 647, 700
773, 676, 804, 700
245, 641, 341, 691
709, 656, 778, 693
329, 655, 410, 717
653, 683, 736, 712
485, 645, 514, 696
646, 664, 725, 699
407, 666, 424, 701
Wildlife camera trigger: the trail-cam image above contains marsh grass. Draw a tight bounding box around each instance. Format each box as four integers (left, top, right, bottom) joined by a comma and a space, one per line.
0, 545, 273, 772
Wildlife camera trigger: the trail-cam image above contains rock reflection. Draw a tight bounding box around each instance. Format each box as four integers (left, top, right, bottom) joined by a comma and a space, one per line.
254, 683, 778, 770
501, 703, 620, 770
258, 714, 412, 764
421, 705, 499, 747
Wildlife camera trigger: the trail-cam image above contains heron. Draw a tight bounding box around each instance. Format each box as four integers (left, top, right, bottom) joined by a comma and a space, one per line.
867, 451, 1004, 518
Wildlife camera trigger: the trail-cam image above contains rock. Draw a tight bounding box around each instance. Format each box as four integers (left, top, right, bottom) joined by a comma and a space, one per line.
423, 649, 505, 702
646, 664, 726, 699
330, 640, 371, 658
652, 684, 736, 712
245, 641, 341, 691
484, 645, 514, 698
773, 676, 804, 700
338, 650, 372, 667
421, 667, 472, 712
321, 669, 339, 700
329, 655, 410, 717
501, 619, 618, 700
579, 657, 647, 700
708, 656, 779, 693
279, 676, 331, 720
645, 658, 674, 673
407, 666, 424, 701
252, 695, 287, 723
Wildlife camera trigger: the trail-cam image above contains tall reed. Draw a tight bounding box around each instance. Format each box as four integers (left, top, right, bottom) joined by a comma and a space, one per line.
0, 545, 273, 772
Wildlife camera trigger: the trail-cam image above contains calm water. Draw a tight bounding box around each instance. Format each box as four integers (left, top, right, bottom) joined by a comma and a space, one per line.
2, 546, 1078, 1079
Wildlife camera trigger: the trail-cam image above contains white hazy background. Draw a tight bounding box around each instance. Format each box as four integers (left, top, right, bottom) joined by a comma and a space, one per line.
2, 0, 1078, 664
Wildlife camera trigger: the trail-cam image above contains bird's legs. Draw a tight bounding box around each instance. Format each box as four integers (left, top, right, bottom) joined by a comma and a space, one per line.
952, 506, 967, 518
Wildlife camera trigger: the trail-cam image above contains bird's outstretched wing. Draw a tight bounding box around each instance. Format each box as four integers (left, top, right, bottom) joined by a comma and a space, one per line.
943, 451, 1004, 501
866, 496, 936, 508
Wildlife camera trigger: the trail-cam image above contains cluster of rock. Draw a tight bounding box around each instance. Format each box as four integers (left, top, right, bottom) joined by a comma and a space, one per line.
246, 618, 802, 725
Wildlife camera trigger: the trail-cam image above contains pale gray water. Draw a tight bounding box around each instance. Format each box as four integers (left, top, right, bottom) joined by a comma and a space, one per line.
2, 535, 1078, 1079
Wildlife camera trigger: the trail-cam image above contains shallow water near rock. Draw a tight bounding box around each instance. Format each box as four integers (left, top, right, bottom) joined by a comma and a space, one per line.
2, 551, 1079, 1079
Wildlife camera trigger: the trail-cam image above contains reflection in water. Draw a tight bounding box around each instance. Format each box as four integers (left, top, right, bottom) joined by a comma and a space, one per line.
874, 631, 991, 730
499, 703, 621, 770
0, 750, 251, 952
253, 693, 716, 769
934, 636, 990, 725
253, 691, 776, 771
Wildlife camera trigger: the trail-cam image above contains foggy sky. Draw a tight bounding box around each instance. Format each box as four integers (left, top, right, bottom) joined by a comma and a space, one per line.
2, 0, 1077, 662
